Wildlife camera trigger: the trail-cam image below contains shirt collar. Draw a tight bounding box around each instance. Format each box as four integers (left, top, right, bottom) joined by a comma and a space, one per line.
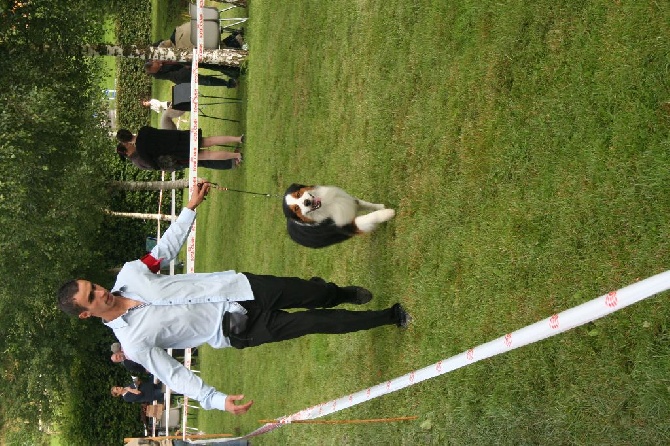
105, 316, 128, 329
103, 288, 147, 329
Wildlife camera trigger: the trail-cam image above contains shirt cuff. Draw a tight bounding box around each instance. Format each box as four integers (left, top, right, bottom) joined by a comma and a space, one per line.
179, 207, 196, 221
203, 391, 229, 411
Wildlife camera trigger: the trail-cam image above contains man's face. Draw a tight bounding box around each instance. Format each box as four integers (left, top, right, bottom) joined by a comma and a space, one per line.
111, 386, 124, 397
111, 351, 126, 363
146, 60, 161, 73
72, 280, 115, 319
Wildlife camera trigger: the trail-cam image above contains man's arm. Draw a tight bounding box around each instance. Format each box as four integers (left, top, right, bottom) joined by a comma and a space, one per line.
141, 182, 211, 272
135, 346, 253, 414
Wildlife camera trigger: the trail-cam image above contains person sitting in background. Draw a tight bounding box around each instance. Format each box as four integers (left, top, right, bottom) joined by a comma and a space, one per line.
141, 98, 189, 133
115, 127, 243, 171
141, 98, 171, 114
110, 342, 149, 376
111, 378, 164, 404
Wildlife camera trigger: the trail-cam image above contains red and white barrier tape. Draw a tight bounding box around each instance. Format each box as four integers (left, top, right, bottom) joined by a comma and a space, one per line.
178, 0, 204, 440
186, 0, 205, 275
224, 269, 670, 439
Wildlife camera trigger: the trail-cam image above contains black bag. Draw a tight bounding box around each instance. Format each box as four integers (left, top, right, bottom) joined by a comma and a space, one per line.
222, 311, 249, 337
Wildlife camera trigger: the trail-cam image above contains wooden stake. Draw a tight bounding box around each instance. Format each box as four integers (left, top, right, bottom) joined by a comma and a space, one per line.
258, 416, 418, 425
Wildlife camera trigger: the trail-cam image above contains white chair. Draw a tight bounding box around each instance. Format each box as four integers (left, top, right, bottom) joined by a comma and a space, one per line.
189, 19, 222, 50
158, 407, 181, 429
189, 3, 247, 33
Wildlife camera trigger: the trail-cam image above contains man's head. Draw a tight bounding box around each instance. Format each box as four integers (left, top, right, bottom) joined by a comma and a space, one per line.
111, 351, 126, 363
57, 280, 86, 316
110, 342, 122, 353
57, 279, 116, 319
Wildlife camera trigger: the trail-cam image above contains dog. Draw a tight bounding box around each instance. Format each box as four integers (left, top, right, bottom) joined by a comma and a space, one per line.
282, 183, 395, 248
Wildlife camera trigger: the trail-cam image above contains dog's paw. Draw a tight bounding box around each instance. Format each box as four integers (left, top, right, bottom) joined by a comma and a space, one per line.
357, 199, 386, 211
355, 209, 396, 232
378, 208, 395, 221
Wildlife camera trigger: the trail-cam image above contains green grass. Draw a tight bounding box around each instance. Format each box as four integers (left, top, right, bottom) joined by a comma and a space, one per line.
155, 1, 670, 444
100, 16, 117, 96
49, 436, 64, 446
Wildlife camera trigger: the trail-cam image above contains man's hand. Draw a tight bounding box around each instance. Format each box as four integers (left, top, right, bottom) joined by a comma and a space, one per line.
186, 181, 211, 210
225, 394, 254, 415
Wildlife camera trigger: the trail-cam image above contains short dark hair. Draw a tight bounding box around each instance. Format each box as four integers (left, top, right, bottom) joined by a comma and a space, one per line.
57, 280, 84, 316
116, 129, 133, 143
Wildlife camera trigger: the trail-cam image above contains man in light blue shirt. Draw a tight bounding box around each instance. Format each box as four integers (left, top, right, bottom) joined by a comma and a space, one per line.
57, 182, 410, 415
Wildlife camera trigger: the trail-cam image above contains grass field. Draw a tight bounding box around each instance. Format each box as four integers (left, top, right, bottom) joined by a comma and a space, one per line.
153, 1, 670, 444
100, 16, 117, 87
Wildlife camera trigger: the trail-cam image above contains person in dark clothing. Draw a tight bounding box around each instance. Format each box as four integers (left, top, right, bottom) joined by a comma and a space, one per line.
111, 379, 164, 403
144, 60, 240, 88
117, 141, 238, 171
115, 127, 243, 171
110, 342, 149, 376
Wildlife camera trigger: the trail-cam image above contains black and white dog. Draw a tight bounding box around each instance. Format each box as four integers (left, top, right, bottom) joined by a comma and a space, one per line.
282, 183, 395, 248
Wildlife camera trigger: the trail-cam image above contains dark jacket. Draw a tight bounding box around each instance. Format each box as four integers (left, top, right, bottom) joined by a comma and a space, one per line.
123, 380, 163, 403
122, 358, 147, 375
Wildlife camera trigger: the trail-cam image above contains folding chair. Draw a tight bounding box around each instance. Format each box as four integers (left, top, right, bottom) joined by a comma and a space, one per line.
189, 3, 247, 33
189, 19, 222, 50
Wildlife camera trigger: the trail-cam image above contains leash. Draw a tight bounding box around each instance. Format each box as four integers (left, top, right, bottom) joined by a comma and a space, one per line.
209, 182, 278, 198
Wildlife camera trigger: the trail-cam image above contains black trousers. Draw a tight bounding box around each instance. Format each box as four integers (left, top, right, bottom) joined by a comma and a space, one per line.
229, 273, 397, 348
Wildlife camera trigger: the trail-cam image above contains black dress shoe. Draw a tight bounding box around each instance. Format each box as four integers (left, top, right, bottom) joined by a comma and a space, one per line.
392, 303, 412, 328
342, 286, 373, 304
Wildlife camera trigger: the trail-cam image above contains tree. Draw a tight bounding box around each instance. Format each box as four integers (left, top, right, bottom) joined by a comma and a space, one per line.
79, 45, 247, 66
104, 210, 174, 221
109, 179, 190, 191
0, 1, 150, 442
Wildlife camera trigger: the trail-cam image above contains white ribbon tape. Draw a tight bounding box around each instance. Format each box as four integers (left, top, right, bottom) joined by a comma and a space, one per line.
185, 0, 205, 275
234, 270, 670, 439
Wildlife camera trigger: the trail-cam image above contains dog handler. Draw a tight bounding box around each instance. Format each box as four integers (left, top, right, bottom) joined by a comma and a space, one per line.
57, 182, 410, 415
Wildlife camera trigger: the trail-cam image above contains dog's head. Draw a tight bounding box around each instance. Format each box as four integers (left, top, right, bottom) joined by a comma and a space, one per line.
283, 183, 320, 224
282, 183, 358, 248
